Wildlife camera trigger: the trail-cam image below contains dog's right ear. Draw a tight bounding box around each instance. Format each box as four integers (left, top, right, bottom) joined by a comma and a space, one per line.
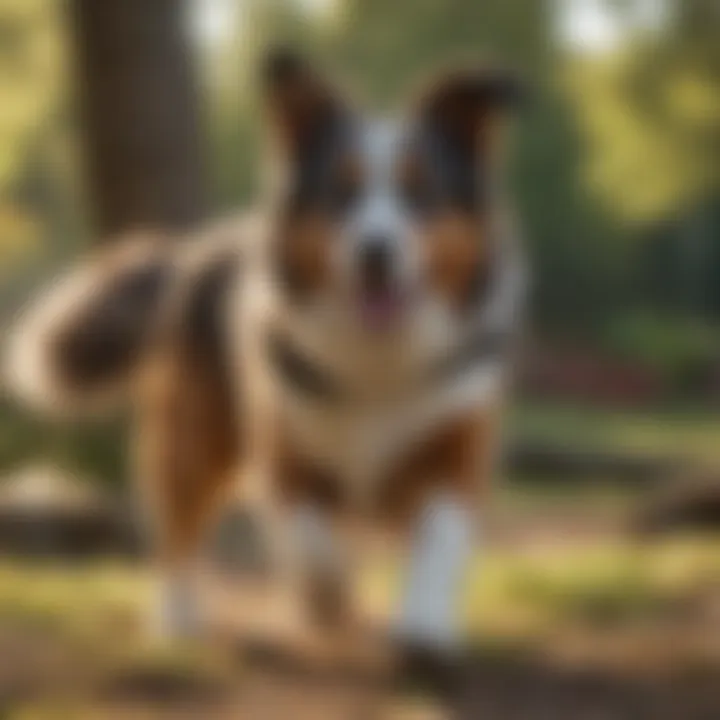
261, 48, 346, 160
415, 66, 527, 155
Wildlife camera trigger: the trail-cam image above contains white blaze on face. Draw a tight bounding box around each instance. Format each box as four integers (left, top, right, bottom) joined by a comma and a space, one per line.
332, 118, 422, 298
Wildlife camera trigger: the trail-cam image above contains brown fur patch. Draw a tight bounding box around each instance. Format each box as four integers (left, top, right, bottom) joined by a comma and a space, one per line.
36, 236, 169, 403
273, 421, 345, 512
263, 50, 346, 161
334, 151, 364, 189
136, 337, 240, 565
269, 425, 354, 629
276, 212, 335, 298
424, 210, 487, 308
415, 65, 525, 155
272, 406, 500, 530
132, 244, 243, 565
397, 152, 430, 199
379, 407, 500, 527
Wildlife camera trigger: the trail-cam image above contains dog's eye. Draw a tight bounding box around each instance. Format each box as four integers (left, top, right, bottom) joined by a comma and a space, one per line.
329, 177, 361, 214
401, 174, 434, 213
328, 155, 363, 214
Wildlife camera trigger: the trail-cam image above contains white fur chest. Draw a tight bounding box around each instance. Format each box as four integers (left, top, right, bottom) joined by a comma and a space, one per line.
274, 329, 505, 505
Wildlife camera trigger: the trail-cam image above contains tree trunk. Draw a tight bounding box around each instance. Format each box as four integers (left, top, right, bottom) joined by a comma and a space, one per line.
69, 0, 207, 237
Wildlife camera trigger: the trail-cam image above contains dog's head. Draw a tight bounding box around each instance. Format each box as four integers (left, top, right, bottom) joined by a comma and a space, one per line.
263, 49, 525, 334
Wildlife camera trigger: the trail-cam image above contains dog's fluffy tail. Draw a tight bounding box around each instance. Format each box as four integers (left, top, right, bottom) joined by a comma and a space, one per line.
4, 235, 171, 416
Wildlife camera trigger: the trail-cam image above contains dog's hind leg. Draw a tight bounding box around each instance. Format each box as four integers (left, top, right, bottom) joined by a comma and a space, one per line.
134, 350, 240, 639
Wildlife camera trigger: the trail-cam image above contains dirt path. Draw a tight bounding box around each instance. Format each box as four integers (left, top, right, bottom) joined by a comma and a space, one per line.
2, 604, 720, 719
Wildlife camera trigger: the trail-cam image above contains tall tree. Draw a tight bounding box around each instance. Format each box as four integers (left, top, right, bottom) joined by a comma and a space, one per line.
69, 0, 208, 236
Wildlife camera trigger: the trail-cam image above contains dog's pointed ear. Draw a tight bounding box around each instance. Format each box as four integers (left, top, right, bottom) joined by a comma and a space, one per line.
416, 66, 527, 154
261, 47, 346, 159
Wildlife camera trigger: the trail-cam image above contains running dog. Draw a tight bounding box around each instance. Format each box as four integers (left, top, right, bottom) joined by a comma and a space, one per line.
5, 50, 527, 676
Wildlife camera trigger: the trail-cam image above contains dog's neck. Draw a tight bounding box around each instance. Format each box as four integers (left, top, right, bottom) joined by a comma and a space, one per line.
270, 295, 452, 403
267, 277, 515, 407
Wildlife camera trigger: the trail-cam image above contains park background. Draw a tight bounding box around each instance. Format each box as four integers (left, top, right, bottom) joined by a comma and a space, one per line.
0, 1, 718, 717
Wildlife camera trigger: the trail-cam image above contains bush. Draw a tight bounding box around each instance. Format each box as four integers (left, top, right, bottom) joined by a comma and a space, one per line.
604, 313, 720, 398
0, 398, 127, 488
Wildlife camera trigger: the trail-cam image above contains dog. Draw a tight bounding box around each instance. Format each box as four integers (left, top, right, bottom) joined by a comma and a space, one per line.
5, 49, 527, 678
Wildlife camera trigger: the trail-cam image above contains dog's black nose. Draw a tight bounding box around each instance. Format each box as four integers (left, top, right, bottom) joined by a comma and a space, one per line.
358, 238, 394, 291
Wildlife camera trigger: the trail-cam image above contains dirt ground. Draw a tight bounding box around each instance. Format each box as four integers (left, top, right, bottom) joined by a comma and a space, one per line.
2, 609, 720, 719
1, 500, 719, 719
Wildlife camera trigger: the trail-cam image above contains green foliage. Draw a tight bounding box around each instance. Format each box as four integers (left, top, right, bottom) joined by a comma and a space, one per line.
0, 0, 83, 285
605, 312, 720, 394
515, 400, 720, 463
0, 0, 64, 189
0, 398, 127, 487
323, 0, 553, 105
0, 0, 68, 269
568, 0, 720, 225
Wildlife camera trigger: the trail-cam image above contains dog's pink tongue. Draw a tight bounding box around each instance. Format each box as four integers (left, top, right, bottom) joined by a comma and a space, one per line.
359, 291, 402, 331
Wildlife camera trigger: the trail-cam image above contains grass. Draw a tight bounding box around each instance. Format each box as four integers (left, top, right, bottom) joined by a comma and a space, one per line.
512, 401, 720, 465
0, 562, 148, 637
1, 539, 719, 650
0, 536, 719, 717
497, 478, 640, 512
469, 538, 720, 634
365, 536, 720, 654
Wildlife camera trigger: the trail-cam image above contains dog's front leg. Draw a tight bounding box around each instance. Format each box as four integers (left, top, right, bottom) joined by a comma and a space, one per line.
247, 495, 351, 658
395, 492, 476, 652
390, 408, 500, 689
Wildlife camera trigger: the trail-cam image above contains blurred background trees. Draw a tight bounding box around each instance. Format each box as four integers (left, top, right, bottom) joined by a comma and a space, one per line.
0, 0, 719, 481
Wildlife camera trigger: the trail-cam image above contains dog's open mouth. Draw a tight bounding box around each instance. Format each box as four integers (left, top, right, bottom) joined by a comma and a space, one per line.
357, 288, 406, 332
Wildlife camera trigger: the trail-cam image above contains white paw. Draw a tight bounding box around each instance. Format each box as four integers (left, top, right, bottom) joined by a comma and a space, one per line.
149, 572, 204, 641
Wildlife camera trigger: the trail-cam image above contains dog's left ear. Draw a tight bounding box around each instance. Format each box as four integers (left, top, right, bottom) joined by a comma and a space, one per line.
261, 47, 347, 161
416, 67, 527, 154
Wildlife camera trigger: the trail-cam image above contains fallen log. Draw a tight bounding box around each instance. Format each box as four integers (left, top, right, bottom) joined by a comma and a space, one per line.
507, 441, 685, 487
631, 474, 720, 535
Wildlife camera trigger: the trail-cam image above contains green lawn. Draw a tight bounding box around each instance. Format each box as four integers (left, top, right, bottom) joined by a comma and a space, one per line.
363, 536, 720, 645
2, 538, 719, 665
1, 537, 718, 658
513, 401, 720, 465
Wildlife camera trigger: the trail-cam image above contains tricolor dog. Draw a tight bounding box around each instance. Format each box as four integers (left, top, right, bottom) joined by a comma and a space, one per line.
5, 50, 527, 675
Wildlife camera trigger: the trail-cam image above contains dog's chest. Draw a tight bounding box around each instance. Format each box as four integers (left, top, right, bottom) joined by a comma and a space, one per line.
236, 271, 506, 504
275, 338, 503, 504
